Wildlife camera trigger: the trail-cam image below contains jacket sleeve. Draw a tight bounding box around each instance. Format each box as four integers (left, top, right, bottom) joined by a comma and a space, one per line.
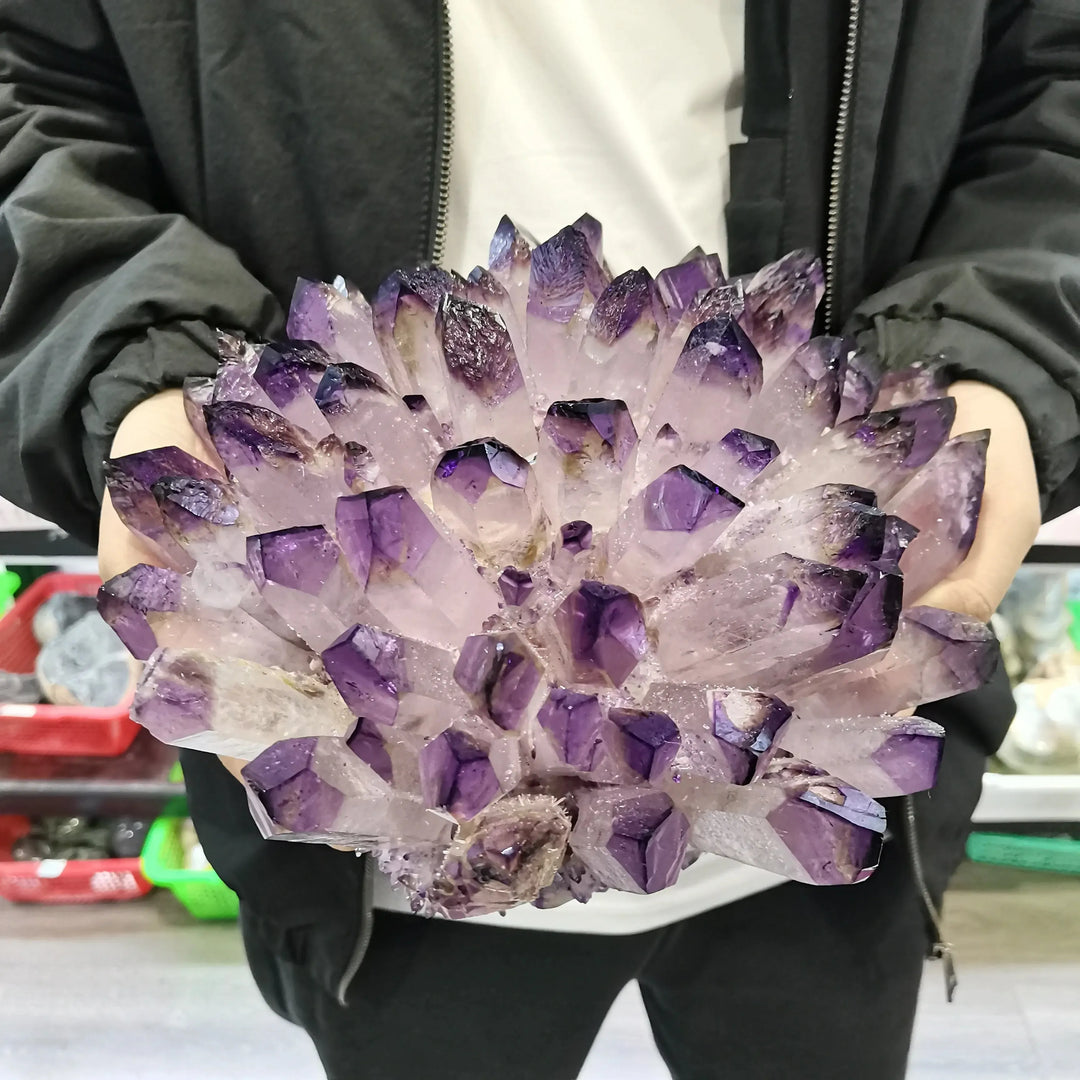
849, 1, 1080, 520
0, 2, 283, 544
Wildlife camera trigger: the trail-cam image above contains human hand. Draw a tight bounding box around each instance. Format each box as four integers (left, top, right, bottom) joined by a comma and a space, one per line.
98, 389, 247, 784
915, 380, 1041, 621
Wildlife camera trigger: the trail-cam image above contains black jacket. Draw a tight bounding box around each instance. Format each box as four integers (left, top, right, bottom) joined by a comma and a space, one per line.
0, 0, 1073, 1001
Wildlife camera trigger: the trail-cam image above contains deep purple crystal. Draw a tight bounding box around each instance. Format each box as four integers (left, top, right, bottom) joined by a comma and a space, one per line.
420, 729, 500, 820
435, 439, 529, 503
587, 268, 658, 344
97, 565, 182, 661
246, 527, 341, 595
436, 294, 523, 403
528, 226, 608, 322
643, 466, 743, 532
347, 717, 394, 783
610, 709, 681, 781
321, 624, 402, 726
560, 520, 593, 553
719, 429, 780, 475
537, 689, 605, 772
497, 567, 534, 606
656, 247, 723, 317
554, 581, 647, 687
335, 487, 438, 588
676, 317, 763, 391
454, 634, 542, 731
253, 342, 328, 408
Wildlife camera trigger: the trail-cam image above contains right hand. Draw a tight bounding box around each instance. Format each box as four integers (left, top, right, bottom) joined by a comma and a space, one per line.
98, 389, 247, 784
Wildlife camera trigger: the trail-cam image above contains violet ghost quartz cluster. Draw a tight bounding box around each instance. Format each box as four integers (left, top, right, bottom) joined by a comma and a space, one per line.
99, 215, 997, 918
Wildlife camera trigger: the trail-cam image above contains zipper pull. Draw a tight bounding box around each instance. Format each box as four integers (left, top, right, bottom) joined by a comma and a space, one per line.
931, 939, 958, 1002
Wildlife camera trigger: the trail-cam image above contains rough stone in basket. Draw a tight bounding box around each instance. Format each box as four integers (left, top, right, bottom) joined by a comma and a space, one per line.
103, 213, 998, 919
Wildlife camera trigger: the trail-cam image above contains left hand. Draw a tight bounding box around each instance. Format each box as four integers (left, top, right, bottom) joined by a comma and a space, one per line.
914, 380, 1041, 621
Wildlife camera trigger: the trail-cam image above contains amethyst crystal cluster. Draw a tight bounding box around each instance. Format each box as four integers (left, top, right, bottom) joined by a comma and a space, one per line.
100, 215, 995, 918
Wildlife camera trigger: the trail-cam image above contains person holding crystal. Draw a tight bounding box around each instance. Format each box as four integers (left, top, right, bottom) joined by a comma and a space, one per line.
1, 3, 1075, 1078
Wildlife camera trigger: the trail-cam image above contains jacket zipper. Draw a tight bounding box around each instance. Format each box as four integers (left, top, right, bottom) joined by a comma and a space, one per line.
430, 0, 455, 263
335, 855, 376, 1006
903, 795, 958, 1003
824, 0, 862, 332
337, 1, 454, 1009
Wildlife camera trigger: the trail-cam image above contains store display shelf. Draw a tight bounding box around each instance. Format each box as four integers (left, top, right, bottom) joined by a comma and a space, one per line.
0, 778, 184, 818
972, 771, 1080, 823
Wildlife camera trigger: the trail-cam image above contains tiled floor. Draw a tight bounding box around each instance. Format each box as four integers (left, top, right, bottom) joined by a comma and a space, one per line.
0, 862, 1077, 1079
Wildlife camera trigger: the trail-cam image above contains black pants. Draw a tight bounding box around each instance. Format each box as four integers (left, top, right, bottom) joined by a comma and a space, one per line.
243, 832, 931, 1080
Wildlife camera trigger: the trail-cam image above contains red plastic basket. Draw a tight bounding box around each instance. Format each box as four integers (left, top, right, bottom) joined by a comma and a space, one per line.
0, 814, 153, 903
0, 573, 139, 757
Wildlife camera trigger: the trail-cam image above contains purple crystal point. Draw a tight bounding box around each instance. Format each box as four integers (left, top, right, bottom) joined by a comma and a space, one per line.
675, 428, 780, 499
572, 787, 689, 894
537, 398, 638, 528
373, 264, 459, 422
436, 294, 522, 401
245, 526, 366, 650
526, 227, 611, 408
607, 466, 742, 593
435, 439, 529, 496
587, 268, 658, 344
561, 520, 593, 553
553, 580, 647, 688
888, 430, 988, 602
252, 341, 330, 434
420, 728, 500, 820
711, 689, 792, 753
751, 336, 848, 455
489, 215, 536, 273
132, 648, 355, 758
806, 397, 958, 502
243, 735, 451, 846
821, 567, 903, 666
656, 555, 865, 684
643, 465, 742, 532
435, 294, 535, 452
287, 277, 393, 385
347, 717, 394, 783
535, 688, 606, 773
497, 567, 534, 606
610, 708, 681, 781
204, 401, 348, 530
837, 346, 883, 423
721, 428, 780, 475
453, 633, 543, 731
528, 226, 608, 323
98, 565, 182, 661
311, 363, 434, 492
572, 212, 605, 267
320, 623, 403, 725
779, 713, 945, 797
651, 317, 763, 444
104, 447, 228, 570
247, 526, 340, 596
321, 623, 465, 733
99, 562, 307, 670
795, 605, 998, 720
335, 487, 498, 645
740, 249, 825, 377
656, 246, 724, 318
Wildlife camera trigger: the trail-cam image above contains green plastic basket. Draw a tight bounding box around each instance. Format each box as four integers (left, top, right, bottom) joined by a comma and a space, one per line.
141, 814, 239, 920
967, 831, 1080, 875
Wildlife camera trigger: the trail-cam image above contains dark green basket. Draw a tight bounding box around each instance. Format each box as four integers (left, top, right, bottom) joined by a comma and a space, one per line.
966, 831, 1080, 875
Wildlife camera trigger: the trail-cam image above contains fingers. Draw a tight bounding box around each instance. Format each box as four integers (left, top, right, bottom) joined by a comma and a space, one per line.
913, 381, 1040, 620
